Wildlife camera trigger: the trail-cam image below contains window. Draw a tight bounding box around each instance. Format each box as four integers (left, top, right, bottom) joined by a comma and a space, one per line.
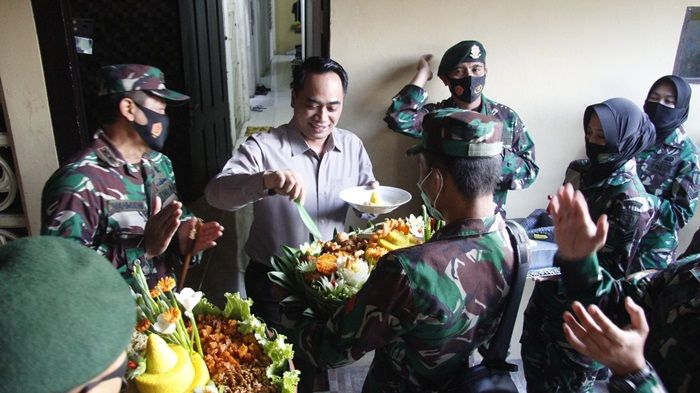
674, 7, 700, 83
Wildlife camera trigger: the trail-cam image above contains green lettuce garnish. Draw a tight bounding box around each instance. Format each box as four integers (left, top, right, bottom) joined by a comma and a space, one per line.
214, 292, 298, 392
192, 296, 222, 316
222, 292, 252, 320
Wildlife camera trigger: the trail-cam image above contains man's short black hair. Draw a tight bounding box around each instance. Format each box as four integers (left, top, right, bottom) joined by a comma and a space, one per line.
95, 90, 151, 125
424, 152, 501, 199
291, 56, 348, 94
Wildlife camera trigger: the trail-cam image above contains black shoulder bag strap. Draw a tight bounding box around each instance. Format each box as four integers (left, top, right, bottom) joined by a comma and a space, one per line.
481, 220, 530, 370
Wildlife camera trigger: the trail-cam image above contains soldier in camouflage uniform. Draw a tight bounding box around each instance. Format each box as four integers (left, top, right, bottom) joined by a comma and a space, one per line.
384, 40, 539, 216
635, 75, 700, 267
291, 109, 521, 392
521, 98, 657, 392
41, 64, 223, 285
550, 183, 699, 393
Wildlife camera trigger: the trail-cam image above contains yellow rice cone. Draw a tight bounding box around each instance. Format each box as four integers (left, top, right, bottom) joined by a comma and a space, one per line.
187, 352, 210, 391
144, 334, 177, 374
135, 335, 196, 393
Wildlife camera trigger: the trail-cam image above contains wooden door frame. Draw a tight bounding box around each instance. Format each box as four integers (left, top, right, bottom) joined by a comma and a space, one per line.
31, 0, 90, 165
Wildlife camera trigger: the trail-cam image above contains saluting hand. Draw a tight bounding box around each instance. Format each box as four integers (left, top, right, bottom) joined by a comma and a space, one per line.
143, 196, 182, 259
263, 169, 306, 204
410, 54, 433, 87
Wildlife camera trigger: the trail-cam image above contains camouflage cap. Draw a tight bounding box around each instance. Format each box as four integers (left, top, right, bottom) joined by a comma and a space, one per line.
97, 64, 189, 104
438, 40, 486, 77
407, 108, 503, 158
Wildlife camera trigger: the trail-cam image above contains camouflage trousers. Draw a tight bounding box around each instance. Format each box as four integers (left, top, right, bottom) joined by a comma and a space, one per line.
520, 280, 605, 392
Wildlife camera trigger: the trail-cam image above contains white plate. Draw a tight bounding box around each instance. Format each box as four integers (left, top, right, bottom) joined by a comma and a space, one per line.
339, 185, 412, 215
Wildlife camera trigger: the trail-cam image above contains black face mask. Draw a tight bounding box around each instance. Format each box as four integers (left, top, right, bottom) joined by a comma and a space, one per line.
133, 103, 169, 151
643, 100, 684, 137
448, 75, 485, 103
585, 143, 609, 165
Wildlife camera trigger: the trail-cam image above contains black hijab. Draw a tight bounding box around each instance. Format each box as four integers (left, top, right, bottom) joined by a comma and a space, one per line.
583, 97, 656, 184
643, 75, 691, 140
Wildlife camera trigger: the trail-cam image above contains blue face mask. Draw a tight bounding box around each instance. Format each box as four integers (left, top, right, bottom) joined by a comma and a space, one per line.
417, 168, 445, 221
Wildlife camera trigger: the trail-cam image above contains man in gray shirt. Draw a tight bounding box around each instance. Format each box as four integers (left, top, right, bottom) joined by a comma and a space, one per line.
205, 57, 377, 331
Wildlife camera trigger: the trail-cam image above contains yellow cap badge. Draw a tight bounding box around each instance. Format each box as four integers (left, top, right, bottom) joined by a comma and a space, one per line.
469, 44, 481, 59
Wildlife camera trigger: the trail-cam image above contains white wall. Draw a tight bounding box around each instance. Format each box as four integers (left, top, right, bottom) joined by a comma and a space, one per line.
0, 0, 58, 235
331, 0, 700, 250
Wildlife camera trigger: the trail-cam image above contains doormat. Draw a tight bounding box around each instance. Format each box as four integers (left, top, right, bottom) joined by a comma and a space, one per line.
245, 126, 273, 137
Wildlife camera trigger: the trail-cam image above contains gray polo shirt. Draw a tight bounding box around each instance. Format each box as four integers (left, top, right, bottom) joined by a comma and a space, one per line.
205, 123, 376, 266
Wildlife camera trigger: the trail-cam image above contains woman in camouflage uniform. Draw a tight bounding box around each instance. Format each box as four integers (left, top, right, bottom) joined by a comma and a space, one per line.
521, 98, 657, 392
636, 75, 700, 267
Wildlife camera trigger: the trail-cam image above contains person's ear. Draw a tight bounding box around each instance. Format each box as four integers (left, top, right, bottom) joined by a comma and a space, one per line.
484, 66, 488, 76
119, 98, 137, 122
290, 90, 297, 108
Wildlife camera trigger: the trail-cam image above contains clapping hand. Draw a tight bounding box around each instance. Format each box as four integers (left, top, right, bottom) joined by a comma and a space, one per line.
177, 218, 224, 256
143, 197, 182, 259
549, 183, 609, 260
563, 298, 649, 376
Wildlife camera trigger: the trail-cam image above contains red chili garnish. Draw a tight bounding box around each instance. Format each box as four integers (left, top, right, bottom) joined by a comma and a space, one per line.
128, 360, 138, 369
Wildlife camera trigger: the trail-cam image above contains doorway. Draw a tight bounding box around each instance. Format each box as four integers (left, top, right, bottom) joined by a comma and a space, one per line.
31, 0, 232, 203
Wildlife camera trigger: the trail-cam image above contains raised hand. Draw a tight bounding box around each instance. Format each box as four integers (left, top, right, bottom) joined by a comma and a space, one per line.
143, 196, 182, 259
549, 183, 608, 260
263, 169, 306, 203
410, 54, 433, 87
563, 297, 649, 376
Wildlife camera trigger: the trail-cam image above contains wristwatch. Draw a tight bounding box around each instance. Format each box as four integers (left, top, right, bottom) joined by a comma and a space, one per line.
608, 362, 656, 392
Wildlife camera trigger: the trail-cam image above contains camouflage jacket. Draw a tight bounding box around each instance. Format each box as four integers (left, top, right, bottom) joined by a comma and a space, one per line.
636, 127, 700, 266
560, 252, 700, 392
41, 130, 193, 285
294, 214, 516, 392
385, 85, 539, 215
565, 159, 656, 277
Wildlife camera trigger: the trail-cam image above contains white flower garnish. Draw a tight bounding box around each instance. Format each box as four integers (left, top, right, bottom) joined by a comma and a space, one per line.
299, 240, 323, 255
407, 214, 425, 240
153, 314, 176, 335
318, 275, 339, 292
297, 260, 317, 273
338, 258, 370, 287
174, 287, 203, 313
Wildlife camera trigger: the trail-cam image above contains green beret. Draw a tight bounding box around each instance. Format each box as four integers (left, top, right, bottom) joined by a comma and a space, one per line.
98, 64, 189, 104
407, 108, 503, 158
0, 236, 135, 393
437, 40, 486, 77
